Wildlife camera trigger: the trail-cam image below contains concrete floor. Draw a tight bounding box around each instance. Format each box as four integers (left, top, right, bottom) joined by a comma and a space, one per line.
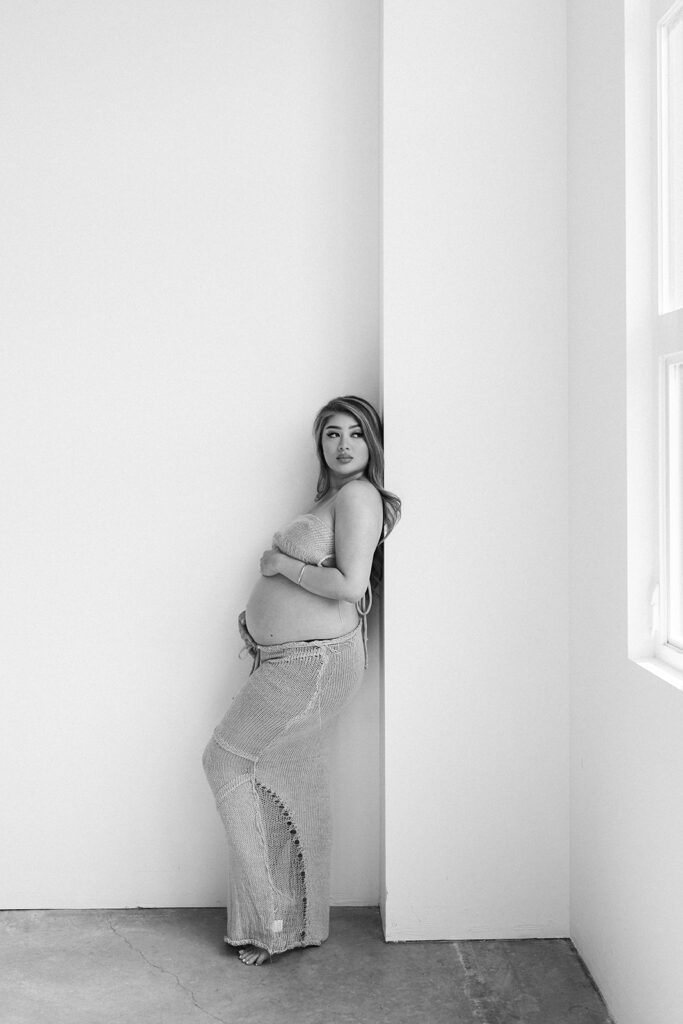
1, 907, 613, 1024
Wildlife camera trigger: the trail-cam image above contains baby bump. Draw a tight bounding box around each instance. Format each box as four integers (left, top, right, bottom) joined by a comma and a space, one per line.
246, 574, 358, 645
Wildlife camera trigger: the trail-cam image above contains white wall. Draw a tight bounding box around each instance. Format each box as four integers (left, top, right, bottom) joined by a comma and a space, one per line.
381, 0, 569, 939
0, 0, 381, 908
569, 2, 683, 1021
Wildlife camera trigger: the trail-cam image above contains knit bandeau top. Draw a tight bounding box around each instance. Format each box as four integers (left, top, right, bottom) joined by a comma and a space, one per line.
272, 513, 336, 567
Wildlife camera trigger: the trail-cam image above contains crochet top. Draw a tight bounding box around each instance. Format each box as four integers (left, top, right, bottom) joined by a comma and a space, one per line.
270, 509, 372, 668
272, 514, 336, 567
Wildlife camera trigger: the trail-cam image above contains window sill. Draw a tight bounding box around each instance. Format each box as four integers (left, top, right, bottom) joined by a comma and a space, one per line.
634, 656, 683, 692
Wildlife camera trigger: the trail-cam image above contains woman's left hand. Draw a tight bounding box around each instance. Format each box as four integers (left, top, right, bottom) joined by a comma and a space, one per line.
259, 549, 281, 576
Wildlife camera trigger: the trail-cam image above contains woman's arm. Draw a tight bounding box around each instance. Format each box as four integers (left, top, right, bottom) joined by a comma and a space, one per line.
259, 480, 382, 603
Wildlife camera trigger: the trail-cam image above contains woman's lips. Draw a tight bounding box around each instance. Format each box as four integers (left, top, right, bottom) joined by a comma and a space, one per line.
337, 456, 353, 463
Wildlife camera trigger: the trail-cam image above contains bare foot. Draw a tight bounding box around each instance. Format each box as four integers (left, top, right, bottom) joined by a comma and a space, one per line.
238, 945, 270, 966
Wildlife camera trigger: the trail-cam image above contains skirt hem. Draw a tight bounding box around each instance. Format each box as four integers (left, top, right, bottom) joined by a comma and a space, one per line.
223, 936, 324, 956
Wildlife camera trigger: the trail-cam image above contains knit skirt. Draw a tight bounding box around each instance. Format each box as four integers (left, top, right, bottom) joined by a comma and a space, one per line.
203, 614, 365, 956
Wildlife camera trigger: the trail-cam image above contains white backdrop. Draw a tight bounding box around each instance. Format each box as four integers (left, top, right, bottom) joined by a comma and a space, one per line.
0, 0, 381, 908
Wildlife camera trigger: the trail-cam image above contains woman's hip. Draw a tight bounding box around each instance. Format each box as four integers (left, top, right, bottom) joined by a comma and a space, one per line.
210, 617, 364, 759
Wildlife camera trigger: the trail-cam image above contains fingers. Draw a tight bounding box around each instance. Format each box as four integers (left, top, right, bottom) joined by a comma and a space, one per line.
259, 549, 278, 576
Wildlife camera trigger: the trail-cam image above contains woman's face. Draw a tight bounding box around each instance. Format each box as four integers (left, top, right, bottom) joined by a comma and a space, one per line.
321, 412, 370, 480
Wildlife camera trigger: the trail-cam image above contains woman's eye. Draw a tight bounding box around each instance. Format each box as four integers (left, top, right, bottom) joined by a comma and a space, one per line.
326, 432, 339, 439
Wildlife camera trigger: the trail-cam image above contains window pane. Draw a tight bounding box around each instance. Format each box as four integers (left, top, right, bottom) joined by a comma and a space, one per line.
667, 360, 683, 647
660, 3, 683, 313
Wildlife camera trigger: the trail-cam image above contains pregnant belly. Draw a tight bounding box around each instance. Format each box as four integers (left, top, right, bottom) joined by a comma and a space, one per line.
245, 574, 358, 645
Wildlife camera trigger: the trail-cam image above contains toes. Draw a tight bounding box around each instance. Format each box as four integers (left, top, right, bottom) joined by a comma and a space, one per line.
237, 945, 268, 966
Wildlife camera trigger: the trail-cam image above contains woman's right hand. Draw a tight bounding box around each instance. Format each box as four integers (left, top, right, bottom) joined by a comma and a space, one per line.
259, 548, 282, 577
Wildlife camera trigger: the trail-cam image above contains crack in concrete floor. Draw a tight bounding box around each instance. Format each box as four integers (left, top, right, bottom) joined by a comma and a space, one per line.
106, 917, 228, 1024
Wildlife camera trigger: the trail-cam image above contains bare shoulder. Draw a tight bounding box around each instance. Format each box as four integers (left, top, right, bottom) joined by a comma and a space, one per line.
336, 479, 383, 516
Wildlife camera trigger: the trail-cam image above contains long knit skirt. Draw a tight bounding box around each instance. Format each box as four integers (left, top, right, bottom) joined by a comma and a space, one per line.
202, 614, 365, 956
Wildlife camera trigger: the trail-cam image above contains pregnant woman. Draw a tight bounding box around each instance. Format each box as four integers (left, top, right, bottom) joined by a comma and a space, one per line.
203, 395, 400, 966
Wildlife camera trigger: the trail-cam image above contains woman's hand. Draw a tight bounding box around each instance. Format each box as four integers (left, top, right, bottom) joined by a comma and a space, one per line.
259, 549, 282, 577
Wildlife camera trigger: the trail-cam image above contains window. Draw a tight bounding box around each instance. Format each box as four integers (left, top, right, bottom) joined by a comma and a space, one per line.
659, 0, 683, 314
626, 0, 683, 686
655, 0, 683, 674
660, 354, 683, 656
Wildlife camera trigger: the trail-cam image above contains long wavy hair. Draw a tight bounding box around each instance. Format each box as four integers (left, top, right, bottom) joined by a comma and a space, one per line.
313, 395, 401, 592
